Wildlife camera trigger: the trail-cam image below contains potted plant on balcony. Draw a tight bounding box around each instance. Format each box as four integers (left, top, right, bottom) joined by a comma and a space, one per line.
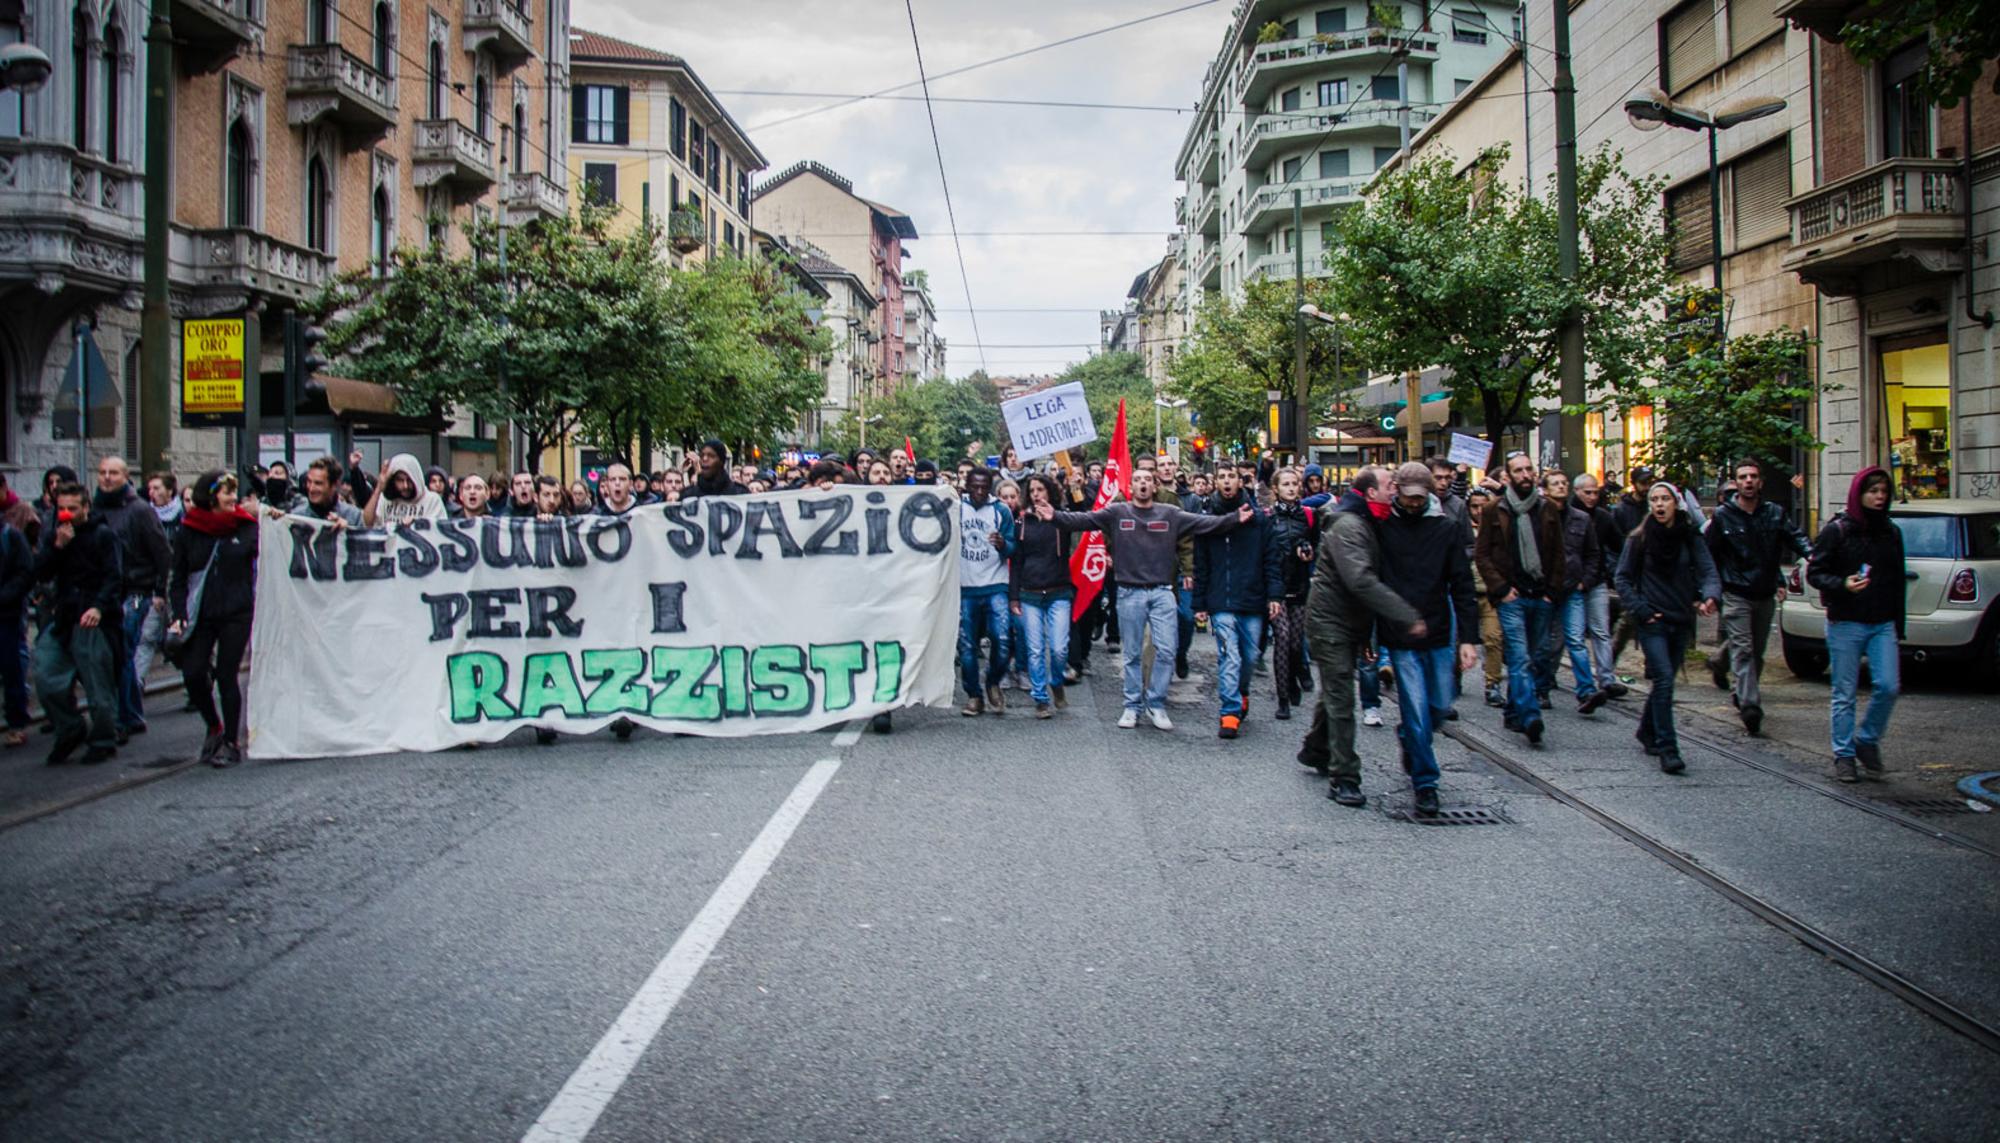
668, 207, 704, 255
1257, 20, 1285, 44
1366, 1, 1401, 43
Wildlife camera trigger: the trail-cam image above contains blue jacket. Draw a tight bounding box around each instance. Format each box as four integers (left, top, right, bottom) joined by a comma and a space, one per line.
1192, 491, 1280, 614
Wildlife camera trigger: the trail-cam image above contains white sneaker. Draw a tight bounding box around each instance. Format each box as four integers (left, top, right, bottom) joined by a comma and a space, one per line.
1148, 708, 1174, 731
1363, 707, 1384, 727
1117, 709, 1139, 729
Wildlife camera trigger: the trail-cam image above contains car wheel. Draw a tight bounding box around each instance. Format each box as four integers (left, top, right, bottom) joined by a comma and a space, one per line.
1781, 634, 1827, 681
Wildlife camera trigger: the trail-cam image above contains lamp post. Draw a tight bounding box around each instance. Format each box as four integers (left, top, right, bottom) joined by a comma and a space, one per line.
1153, 396, 1187, 456
1298, 304, 1351, 464
1625, 91, 1788, 345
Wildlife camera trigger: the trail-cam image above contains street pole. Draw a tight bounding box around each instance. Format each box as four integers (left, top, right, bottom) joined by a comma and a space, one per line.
1552, 0, 1587, 476
72, 320, 88, 477
1292, 189, 1308, 464
1708, 124, 1726, 347
497, 126, 514, 472
138, 4, 173, 475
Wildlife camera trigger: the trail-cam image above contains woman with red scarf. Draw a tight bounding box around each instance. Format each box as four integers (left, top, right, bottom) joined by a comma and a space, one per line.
169, 469, 259, 767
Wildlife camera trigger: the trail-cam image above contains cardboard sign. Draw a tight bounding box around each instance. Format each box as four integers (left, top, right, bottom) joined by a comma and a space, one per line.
1001, 381, 1097, 462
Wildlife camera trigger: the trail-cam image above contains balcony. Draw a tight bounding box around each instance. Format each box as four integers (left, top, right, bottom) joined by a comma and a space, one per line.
1195, 186, 1220, 239
1195, 243, 1220, 290
1247, 250, 1330, 284
1244, 101, 1430, 169
1772, 0, 1853, 38
286, 44, 397, 143
412, 118, 497, 194
1243, 175, 1363, 233
1234, 30, 1441, 107
1189, 128, 1220, 187
463, 0, 534, 68
0, 140, 142, 293
1782, 158, 1965, 297
172, 0, 261, 74
176, 226, 339, 306
668, 208, 705, 255
502, 171, 567, 224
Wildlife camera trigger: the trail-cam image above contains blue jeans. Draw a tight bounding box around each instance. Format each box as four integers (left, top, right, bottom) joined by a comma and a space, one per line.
1175, 586, 1195, 664
1115, 585, 1178, 712
1498, 596, 1556, 727
1387, 645, 1454, 791
1211, 611, 1264, 717
117, 593, 151, 730
1539, 591, 1599, 699
1019, 595, 1072, 705
1635, 620, 1690, 753
958, 590, 1011, 697
1007, 609, 1029, 675
1358, 639, 1382, 708
1582, 584, 1614, 686
1827, 620, 1899, 759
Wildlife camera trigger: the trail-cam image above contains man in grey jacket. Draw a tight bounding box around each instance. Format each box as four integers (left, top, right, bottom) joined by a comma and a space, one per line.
1298, 466, 1423, 807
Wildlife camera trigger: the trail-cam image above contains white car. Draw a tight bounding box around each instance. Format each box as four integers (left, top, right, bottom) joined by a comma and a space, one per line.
1778, 499, 2000, 690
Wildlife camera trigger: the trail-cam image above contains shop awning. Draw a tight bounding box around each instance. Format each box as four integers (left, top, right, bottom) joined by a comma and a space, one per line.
306, 376, 446, 431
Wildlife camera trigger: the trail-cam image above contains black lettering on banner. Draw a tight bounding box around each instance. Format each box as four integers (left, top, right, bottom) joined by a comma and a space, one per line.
437, 518, 480, 572
535, 519, 588, 569
649, 582, 688, 634
584, 517, 632, 563
468, 587, 523, 638
737, 502, 804, 560
480, 518, 538, 569
288, 522, 339, 581
864, 496, 892, 555
796, 496, 857, 556
705, 499, 744, 557
422, 592, 471, 642
342, 529, 395, 581
397, 522, 441, 578
525, 586, 584, 638
898, 492, 952, 554
662, 502, 704, 557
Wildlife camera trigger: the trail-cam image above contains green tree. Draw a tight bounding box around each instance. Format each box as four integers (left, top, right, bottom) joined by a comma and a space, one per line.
821, 373, 1003, 463
1055, 351, 1169, 457
1166, 278, 1356, 452
1842, 1, 1997, 108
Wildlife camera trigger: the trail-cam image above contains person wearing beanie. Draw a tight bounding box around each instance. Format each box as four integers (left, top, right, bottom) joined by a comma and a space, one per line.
1614, 479, 1721, 775
1806, 466, 1904, 782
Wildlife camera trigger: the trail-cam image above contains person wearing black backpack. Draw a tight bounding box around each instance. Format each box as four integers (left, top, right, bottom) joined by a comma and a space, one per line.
1805, 466, 1905, 783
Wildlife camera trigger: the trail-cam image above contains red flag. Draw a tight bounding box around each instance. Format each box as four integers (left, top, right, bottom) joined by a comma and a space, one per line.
905, 436, 916, 462
1070, 399, 1131, 615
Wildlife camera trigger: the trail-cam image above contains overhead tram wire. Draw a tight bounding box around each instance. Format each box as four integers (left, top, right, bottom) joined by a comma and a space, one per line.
904, 0, 989, 376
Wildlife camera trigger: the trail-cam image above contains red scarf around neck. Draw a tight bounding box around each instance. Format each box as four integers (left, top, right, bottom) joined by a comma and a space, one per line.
184, 505, 254, 537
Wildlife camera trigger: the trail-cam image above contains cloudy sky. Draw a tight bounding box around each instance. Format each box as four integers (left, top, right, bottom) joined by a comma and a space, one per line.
572, 0, 1231, 380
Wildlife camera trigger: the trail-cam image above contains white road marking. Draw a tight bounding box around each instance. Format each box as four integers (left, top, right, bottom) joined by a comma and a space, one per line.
832, 721, 864, 748
521, 756, 843, 1142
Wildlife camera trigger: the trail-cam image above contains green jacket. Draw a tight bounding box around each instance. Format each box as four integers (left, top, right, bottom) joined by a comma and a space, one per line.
1304, 492, 1421, 648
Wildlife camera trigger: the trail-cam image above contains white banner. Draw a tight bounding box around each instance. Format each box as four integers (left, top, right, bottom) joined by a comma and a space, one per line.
1447, 432, 1493, 470
1001, 381, 1097, 461
247, 487, 961, 759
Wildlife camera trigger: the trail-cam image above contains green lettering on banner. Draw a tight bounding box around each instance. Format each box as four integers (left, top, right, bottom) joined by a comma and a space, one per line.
447, 652, 517, 723
872, 641, 905, 705
650, 646, 721, 721
581, 648, 650, 715
718, 645, 750, 717
749, 645, 813, 716
519, 652, 587, 719
808, 642, 867, 712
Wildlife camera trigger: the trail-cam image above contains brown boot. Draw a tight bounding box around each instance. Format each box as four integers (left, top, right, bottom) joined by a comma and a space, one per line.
1052, 685, 1067, 710
985, 683, 1005, 713
961, 697, 984, 717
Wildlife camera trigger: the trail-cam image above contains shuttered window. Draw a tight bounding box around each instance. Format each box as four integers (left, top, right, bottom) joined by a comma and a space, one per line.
1731, 143, 1790, 248
1727, 0, 1781, 55
1667, 177, 1713, 270
1662, 0, 1717, 93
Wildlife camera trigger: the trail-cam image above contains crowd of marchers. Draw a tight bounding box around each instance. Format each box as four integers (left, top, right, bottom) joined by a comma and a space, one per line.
5, 437, 1902, 795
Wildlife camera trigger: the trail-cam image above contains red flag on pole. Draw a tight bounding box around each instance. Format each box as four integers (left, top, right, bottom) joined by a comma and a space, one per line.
905, 436, 916, 462
1070, 399, 1131, 615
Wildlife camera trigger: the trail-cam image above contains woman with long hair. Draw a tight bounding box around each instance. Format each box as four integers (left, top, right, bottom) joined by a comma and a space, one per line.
1613, 481, 1720, 775
1266, 468, 1318, 720
568, 480, 594, 515
169, 470, 260, 766
1011, 474, 1075, 717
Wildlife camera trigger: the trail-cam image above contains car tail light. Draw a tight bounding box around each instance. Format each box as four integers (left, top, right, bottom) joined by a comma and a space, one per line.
1949, 568, 1978, 603
1787, 565, 1806, 594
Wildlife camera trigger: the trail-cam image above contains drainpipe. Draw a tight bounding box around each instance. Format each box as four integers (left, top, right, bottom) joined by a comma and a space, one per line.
1965, 95, 1994, 330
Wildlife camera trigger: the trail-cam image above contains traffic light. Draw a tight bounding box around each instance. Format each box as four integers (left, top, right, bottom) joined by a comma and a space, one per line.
284, 312, 328, 402
1190, 434, 1208, 465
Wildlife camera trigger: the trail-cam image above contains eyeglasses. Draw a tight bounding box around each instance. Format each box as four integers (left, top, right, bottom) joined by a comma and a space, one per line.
1503, 450, 1528, 460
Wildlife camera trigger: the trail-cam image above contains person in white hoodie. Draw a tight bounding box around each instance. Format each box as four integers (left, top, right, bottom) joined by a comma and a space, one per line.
958, 468, 1017, 716
363, 453, 448, 527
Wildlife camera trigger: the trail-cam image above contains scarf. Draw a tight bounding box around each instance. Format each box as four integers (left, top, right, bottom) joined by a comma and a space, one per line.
184, 505, 254, 537
1503, 483, 1544, 583
153, 496, 184, 527
1641, 514, 1687, 576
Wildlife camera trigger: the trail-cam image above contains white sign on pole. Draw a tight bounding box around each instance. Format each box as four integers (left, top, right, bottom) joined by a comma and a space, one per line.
1001, 381, 1097, 462
246, 487, 961, 758
1447, 432, 1493, 470
259, 431, 335, 469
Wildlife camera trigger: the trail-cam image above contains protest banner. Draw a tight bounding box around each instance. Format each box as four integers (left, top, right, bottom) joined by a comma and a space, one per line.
1447, 432, 1494, 470
1001, 381, 1097, 461
246, 487, 961, 758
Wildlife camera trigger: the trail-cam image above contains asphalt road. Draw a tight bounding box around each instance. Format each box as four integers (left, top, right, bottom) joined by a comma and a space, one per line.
3, 644, 1997, 1142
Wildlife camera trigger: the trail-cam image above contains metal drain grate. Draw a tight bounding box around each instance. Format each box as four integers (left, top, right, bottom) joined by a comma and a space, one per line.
1397, 807, 1514, 826
1881, 798, 1978, 817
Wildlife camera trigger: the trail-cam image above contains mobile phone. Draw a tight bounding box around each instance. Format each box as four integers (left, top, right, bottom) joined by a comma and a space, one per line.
1858, 563, 1871, 579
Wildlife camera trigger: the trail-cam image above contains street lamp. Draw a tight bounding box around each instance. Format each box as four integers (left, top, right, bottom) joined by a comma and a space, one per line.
1153, 396, 1187, 456
1300, 304, 1371, 460
1625, 90, 1786, 342
0, 42, 53, 92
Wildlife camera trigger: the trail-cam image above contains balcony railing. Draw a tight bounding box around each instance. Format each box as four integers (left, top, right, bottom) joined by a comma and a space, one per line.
1195, 243, 1220, 287
1248, 250, 1330, 284
503, 171, 567, 224
0, 140, 142, 224
412, 118, 496, 190
668, 208, 705, 254
1195, 186, 1220, 237
1245, 176, 1363, 229
1234, 29, 1441, 103
286, 43, 397, 140
1190, 129, 1219, 186
1783, 157, 1966, 295
463, 0, 533, 66
181, 226, 338, 304
172, 0, 261, 73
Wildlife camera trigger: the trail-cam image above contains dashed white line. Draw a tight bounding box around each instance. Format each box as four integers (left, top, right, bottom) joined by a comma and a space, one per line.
832, 721, 864, 748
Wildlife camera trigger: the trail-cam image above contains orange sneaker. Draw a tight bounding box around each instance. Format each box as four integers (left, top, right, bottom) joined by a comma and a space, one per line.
1218, 715, 1241, 739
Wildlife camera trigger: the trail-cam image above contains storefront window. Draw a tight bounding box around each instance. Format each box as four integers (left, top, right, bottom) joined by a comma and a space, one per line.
1585, 411, 1605, 482
1625, 405, 1655, 471
1880, 337, 1950, 500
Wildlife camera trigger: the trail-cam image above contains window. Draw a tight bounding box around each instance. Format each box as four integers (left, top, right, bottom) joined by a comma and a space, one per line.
1726, 0, 1781, 54
1319, 149, 1349, 178
373, 2, 392, 74
371, 186, 391, 274
1282, 156, 1303, 181
738, 169, 750, 215
1661, 0, 1717, 94
690, 122, 706, 176
71, 5, 89, 152
512, 103, 525, 168
669, 173, 679, 207
1371, 73, 1400, 101
582, 161, 616, 204
1319, 220, 1336, 248
1454, 77, 1472, 97
1316, 78, 1347, 108
1666, 176, 1713, 270
723, 221, 735, 251
1315, 7, 1347, 33
1625, 405, 1655, 469
307, 0, 332, 44
1511, 7, 1525, 43
226, 117, 253, 226
1280, 87, 1301, 112
706, 138, 720, 191
474, 74, 490, 138
1882, 40, 1931, 159
1280, 18, 1298, 38
670, 97, 686, 158
573, 85, 628, 144
428, 40, 446, 117
1879, 337, 1951, 501
1451, 8, 1486, 43
1372, 145, 1399, 170
101, 21, 121, 163
1731, 142, 1789, 248
305, 155, 332, 252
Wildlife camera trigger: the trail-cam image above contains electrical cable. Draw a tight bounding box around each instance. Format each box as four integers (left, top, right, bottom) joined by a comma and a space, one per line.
903, 0, 988, 375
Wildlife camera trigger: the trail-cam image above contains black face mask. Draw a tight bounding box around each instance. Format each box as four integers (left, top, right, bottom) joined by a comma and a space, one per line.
266, 477, 292, 504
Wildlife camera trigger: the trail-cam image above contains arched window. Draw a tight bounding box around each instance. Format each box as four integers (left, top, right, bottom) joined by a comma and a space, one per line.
307, 0, 332, 44
428, 40, 445, 117
372, 2, 392, 74
226, 117, 253, 225
371, 185, 391, 275
101, 21, 121, 162
71, 5, 90, 152
305, 155, 331, 252
473, 74, 489, 138
512, 103, 525, 169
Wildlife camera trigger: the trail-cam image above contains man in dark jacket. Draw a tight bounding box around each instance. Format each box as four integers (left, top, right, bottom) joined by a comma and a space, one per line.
1300, 465, 1423, 807
1376, 463, 1480, 818
1704, 457, 1810, 735
1535, 470, 1610, 715
93, 456, 171, 740
1572, 474, 1627, 698
1475, 451, 1568, 745
690, 440, 750, 497
34, 482, 123, 764
1192, 466, 1280, 739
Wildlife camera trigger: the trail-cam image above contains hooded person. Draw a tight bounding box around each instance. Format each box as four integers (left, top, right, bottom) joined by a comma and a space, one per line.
364, 453, 449, 527
1806, 466, 1905, 782
690, 439, 749, 498
424, 466, 460, 517
1613, 479, 1721, 776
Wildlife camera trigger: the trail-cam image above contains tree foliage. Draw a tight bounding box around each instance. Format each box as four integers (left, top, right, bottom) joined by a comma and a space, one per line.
1057, 351, 1176, 458
1841, 1, 1997, 108
1166, 278, 1358, 452
820, 373, 1004, 463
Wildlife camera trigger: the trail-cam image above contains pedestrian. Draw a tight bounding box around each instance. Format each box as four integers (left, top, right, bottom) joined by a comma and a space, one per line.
1192, 464, 1279, 738
425, 466, 456, 515
957, 468, 1016, 716
1011, 474, 1074, 719
1475, 451, 1568, 746
691, 440, 750, 497
1571, 474, 1626, 699
999, 446, 1032, 484
279, 456, 365, 526
498, 471, 539, 517
456, 473, 494, 519
1537, 469, 1610, 716
0, 512, 31, 748
535, 475, 569, 518
1299, 465, 1423, 807
1039, 467, 1252, 730
1614, 480, 1721, 775
343, 449, 376, 507
1704, 457, 1810, 736
1151, 462, 1198, 681
1266, 468, 1318, 721
867, 459, 894, 486
35, 464, 77, 541
1467, 485, 1506, 707
1807, 466, 1904, 783
568, 480, 594, 514
0, 472, 40, 549
1375, 464, 1480, 818
92, 455, 172, 744
994, 480, 1032, 691
169, 469, 259, 767
34, 479, 123, 765
146, 472, 182, 546
913, 459, 940, 486
364, 454, 448, 526
593, 463, 644, 517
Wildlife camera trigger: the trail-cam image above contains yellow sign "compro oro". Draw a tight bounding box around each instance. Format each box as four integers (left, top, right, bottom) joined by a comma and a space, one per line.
181, 317, 245, 415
